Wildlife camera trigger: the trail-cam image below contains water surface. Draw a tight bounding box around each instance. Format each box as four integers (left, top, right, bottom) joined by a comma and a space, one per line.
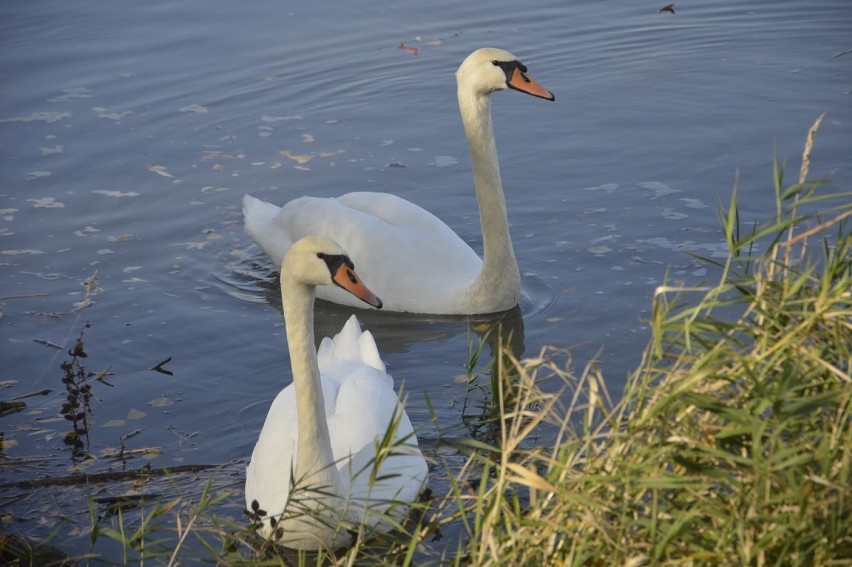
1, 0, 850, 557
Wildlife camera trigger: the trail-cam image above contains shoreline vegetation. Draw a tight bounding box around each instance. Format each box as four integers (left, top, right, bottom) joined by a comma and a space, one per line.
3, 116, 850, 565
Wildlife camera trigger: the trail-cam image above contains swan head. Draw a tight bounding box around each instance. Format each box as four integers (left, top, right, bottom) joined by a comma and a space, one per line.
282, 236, 383, 309
456, 47, 554, 101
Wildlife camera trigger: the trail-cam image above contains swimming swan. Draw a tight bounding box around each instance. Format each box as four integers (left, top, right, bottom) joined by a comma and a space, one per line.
243, 47, 554, 314
244, 236, 427, 549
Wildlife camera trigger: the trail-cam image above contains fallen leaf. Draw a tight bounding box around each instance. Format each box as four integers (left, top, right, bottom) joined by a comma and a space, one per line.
398, 42, 419, 56
149, 395, 173, 407
280, 150, 313, 164
27, 197, 63, 208
92, 190, 140, 198
178, 103, 208, 113
148, 164, 175, 178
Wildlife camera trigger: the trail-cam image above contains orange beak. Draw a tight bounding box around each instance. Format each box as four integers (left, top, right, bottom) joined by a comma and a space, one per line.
332, 264, 383, 309
507, 67, 555, 101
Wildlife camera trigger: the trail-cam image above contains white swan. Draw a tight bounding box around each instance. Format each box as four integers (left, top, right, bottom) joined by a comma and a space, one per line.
244, 236, 428, 550
243, 47, 554, 314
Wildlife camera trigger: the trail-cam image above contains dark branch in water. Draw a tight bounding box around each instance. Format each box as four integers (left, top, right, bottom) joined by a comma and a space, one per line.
150, 356, 174, 375
0, 463, 218, 490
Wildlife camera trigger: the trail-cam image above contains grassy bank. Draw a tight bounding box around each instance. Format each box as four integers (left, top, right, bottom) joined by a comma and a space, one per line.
447, 116, 851, 566
4, 118, 849, 566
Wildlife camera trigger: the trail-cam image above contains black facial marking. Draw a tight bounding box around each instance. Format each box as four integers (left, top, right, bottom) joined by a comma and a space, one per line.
318, 252, 354, 276
492, 59, 528, 83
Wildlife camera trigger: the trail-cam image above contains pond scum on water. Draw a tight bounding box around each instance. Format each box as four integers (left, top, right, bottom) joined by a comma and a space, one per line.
1, 116, 850, 565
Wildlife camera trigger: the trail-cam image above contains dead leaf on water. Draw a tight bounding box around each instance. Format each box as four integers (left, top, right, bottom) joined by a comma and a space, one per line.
149, 395, 173, 408
398, 42, 419, 56
279, 150, 313, 164
147, 164, 175, 178
178, 104, 208, 114
27, 197, 63, 208
127, 408, 147, 420
1, 249, 46, 256
83, 269, 98, 294
92, 190, 139, 198
71, 298, 93, 312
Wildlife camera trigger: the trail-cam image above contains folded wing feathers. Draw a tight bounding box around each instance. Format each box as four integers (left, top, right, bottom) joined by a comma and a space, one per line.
317, 315, 386, 373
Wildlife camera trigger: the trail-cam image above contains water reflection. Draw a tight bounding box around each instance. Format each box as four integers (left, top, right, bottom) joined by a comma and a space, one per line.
214, 249, 527, 359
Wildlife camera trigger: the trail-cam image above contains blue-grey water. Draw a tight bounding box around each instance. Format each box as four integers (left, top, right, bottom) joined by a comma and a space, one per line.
1, 0, 850, 559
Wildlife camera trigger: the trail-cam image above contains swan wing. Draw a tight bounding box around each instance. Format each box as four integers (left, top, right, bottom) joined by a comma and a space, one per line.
243, 193, 481, 313
244, 381, 298, 530
323, 360, 427, 525
317, 315, 386, 374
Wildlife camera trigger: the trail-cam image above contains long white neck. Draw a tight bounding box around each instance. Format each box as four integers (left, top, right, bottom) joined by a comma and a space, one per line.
458, 87, 521, 310
279, 275, 347, 542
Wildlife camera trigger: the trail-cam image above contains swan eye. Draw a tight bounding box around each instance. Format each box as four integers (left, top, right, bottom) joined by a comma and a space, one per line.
316, 252, 326, 259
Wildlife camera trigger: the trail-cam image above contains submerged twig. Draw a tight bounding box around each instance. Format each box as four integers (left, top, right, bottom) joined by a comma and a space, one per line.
11, 388, 53, 400
150, 356, 174, 376
0, 463, 219, 490
0, 292, 50, 300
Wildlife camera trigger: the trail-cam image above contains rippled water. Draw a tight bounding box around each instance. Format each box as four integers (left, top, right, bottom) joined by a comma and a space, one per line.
1, 0, 850, 557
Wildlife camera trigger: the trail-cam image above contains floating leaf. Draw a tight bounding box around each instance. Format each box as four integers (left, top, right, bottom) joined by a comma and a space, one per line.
0, 112, 71, 124
71, 298, 93, 312
398, 42, 419, 56
92, 190, 140, 198
47, 87, 94, 102
178, 103, 208, 113
279, 150, 313, 164
127, 408, 147, 420
2, 249, 45, 256
261, 114, 302, 123
40, 145, 64, 156
149, 395, 173, 407
147, 164, 175, 178
92, 107, 133, 121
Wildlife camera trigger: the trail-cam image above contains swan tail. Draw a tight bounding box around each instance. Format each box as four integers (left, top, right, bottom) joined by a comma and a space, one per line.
242, 194, 280, 224
317, 315, 386, 373
242, 194, 290, 267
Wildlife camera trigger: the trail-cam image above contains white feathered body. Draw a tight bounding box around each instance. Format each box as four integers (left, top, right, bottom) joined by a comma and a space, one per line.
243, 193, 482, 314
244, 315, 427, 541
